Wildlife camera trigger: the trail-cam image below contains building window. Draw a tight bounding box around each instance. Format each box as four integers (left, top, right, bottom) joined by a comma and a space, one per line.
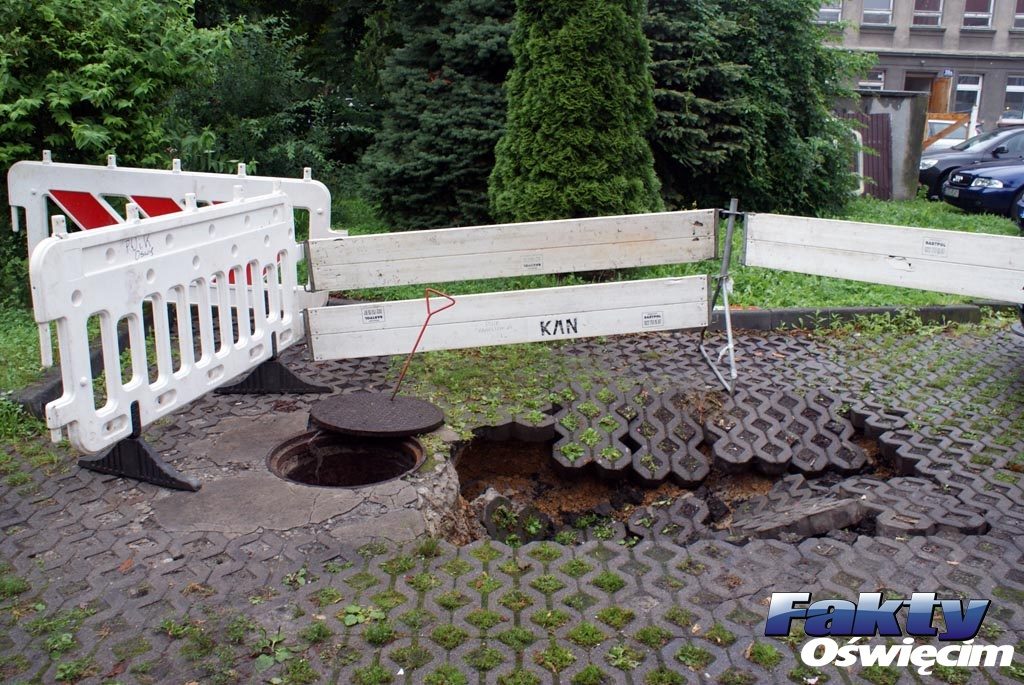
913, 0, 943, 25
962, 0, 992, 27
954, 75, 982, 113
858, 69, 886, 91
1004, 76, 1024, 121
817, 0, 842, 22
862, 0, 893, 24
1016, 0, 1024, 29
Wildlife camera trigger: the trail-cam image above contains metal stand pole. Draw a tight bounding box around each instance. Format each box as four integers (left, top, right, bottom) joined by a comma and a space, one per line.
700, 198, 740, 394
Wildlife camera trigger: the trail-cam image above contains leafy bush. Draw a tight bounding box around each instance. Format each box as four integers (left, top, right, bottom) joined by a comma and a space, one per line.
0, 0, 227, 168
165, 17, 340, 179
361, 0, 515, 229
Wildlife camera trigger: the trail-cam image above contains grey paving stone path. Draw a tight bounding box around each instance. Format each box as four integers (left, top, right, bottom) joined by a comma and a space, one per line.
1, 326, 1023, 684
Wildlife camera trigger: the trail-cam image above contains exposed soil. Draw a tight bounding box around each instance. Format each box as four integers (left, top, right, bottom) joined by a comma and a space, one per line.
452, 437, 784, 544
456, 439, 656, 525
854, 434, 890, 476
450, 430, 886, 546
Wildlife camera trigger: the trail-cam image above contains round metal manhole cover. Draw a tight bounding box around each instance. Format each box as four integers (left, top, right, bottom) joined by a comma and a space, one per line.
309, 392, 445, 437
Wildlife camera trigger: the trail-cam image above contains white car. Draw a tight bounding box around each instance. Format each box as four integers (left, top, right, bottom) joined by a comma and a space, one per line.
924, 119, 970, 151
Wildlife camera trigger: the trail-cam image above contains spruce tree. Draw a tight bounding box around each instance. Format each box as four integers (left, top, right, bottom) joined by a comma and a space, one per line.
646, 0, 872, 215
360, 0, 514, 230
489, 0, 663, 222
645, 0, 752, 209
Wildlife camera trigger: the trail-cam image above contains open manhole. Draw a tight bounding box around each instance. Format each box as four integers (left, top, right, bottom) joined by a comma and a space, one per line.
267, 431, 424, 488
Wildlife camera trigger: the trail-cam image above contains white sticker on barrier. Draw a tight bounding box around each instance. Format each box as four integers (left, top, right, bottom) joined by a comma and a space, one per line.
306, 276, 709, 360
30, 193, 300, 454
744, 214, 1024, 304
306, 209, 717, 291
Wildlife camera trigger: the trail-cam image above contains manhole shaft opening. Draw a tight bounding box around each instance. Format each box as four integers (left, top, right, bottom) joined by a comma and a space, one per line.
267, 431, 424, 488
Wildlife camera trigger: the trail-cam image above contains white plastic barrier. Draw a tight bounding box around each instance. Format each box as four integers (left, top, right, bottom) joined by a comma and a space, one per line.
8, 153, 333, 362
305, 210, 718, 360
744, 214, 1024, 303
31, 192, 299, 454
8, 153, 338, 251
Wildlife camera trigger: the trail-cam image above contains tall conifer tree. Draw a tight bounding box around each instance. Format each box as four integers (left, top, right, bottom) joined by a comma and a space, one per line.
489, 0, 662, 222
646, 0, 872, 215
360, 0, 514, 229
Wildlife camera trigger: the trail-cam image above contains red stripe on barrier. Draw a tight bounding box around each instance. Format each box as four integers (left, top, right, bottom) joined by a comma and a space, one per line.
49, 190, 119, 229
131, 196, 182, 217
227, 264, 255, 286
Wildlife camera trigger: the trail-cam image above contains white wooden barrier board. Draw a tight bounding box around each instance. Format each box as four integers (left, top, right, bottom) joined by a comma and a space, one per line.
30, 193, 299, 453
307, 276, 709, 360
307, 210, 717, 290
745, 214, 1024, 303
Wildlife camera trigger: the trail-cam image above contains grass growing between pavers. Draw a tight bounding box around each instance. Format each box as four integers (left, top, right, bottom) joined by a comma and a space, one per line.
133, 538, 820, 685
2, 489, 1023, 684
1, 197, 1023, 683
820, 309, 1024, 476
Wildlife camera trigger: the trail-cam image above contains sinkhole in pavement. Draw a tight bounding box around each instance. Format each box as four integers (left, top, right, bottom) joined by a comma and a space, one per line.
448, 407, 990, 547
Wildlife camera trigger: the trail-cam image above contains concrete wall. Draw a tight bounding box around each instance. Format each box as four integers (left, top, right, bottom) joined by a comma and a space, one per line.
841, 91, 930, 201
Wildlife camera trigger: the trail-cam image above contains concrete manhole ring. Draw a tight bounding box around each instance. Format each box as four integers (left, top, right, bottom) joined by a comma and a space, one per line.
267, 430, 425, 488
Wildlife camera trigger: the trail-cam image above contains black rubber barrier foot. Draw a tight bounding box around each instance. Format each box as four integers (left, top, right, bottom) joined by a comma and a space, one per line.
79, 438, 200, 492
215, 357, 332, 395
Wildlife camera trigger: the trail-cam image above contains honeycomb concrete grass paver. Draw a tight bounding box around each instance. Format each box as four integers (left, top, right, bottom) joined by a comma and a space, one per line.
1, 329, 1024, 683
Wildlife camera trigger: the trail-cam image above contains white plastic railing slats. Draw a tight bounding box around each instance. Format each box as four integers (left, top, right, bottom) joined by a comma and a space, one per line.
31, 193, 299, 453
307, 276, 709, 360
8, 157, 332, 363
745, 214, 1024, 303
8, 158, 338, 252
307, 210, 717, 290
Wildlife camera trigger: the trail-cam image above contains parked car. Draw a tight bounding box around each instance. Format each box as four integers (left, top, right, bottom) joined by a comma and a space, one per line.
999, 110, 1024, 126
1013, 191, 1024, 231
919, 126, 1024, 199
924, 119, 970, 151
940, 160, 1024, 216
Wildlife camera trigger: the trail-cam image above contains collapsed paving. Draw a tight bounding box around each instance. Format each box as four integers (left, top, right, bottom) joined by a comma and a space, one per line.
1, 324, 1023, 684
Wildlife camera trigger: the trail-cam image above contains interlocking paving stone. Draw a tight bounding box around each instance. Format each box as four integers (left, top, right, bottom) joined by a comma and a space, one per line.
2, 328, 1024, 682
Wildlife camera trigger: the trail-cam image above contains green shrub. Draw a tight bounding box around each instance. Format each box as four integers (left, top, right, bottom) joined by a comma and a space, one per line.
489, 0, 662, 221
166, 18, 340, 179
0, 0, 227, 169
362, 0, 515, 229
645, 0, 871, 215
